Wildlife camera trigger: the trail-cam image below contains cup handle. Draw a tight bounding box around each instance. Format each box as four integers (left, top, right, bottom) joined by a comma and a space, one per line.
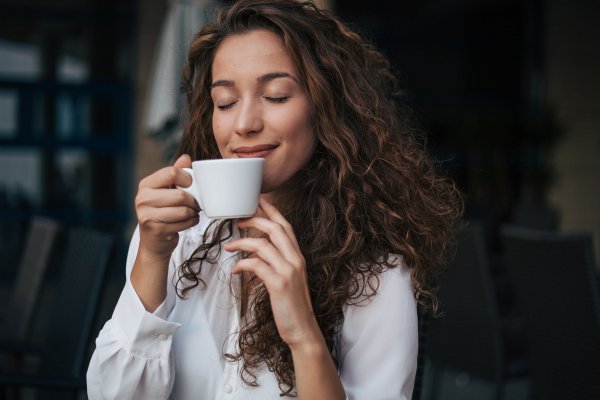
176, 167, 203, 210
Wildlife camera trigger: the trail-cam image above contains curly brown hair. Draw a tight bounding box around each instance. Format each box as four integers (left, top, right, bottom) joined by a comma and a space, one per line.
175, 0, 462, 396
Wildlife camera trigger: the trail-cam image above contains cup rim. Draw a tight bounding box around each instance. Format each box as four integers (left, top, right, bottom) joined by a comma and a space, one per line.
192, 158, 264, 165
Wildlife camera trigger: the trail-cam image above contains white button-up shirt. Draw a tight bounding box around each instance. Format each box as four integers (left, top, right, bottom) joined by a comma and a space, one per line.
87, 215, 418, 399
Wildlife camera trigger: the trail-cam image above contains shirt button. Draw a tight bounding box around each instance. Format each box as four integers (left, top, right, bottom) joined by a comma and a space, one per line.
224, 384, 233, 393
157, 333, 168, 341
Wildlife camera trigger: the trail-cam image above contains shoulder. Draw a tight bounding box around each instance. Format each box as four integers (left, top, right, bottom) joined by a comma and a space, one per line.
350, 254, 414, 308
342, 254, 416, 332
379, 254, 414, 301
381, 254, 412, 291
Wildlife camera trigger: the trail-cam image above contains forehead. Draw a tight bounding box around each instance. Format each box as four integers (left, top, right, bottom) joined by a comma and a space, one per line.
211, 29, 298, 80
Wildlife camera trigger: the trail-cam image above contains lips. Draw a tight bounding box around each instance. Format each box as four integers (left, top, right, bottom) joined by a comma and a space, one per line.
234, 144, 279, 158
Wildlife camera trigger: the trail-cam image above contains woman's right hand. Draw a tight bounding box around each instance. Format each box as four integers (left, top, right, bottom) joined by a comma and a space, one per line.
135, 154, 200, 260
132, 154, 200, 311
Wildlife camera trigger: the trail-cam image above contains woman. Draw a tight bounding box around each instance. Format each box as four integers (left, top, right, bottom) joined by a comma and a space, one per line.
87, 1, 462, 399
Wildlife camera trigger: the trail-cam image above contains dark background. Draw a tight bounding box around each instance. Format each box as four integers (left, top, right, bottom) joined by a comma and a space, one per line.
0, 0, 598, 398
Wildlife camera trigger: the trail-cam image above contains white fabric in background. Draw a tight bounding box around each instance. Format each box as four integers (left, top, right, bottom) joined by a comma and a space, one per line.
144, 0, 216, 142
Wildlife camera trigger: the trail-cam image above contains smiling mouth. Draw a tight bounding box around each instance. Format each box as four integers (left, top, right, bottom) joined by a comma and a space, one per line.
234, 144, 279, 158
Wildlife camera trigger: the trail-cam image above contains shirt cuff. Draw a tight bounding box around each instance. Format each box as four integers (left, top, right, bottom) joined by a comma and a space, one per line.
152, 297, 170, 320
111, 280, 181, 359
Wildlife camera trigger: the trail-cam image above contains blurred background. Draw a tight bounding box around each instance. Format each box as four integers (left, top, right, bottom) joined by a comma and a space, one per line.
0, 0, 598, 399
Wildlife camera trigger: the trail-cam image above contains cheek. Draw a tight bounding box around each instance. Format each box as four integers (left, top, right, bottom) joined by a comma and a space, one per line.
211, 115, 228, 149
271, 102, 313, 140
298, 132, 316, 169
290, 109, 315, 153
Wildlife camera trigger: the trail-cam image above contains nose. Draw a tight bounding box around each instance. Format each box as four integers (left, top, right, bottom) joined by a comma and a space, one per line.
234, 99, 263, 136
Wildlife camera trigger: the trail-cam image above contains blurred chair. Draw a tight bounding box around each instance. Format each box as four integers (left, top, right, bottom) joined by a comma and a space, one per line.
0, 225, 113, 400
425, 221, 519, 400
0, 217, 61, 343
501, 225, 600, 400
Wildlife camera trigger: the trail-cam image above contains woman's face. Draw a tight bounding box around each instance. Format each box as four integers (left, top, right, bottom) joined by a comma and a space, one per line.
210, 29, 315, 193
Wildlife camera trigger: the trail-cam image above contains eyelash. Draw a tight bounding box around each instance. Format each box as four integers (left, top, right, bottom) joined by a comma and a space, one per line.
216, 96, 289, 111
265, 96, 289, 103
217, 102, 236, 111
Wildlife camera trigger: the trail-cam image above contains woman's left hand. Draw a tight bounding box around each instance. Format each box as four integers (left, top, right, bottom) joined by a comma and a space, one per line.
224, 198, 320, 350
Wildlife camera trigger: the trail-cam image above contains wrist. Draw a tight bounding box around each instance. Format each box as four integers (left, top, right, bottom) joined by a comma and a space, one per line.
288, 328, 329, 358
137, 240, 175, 263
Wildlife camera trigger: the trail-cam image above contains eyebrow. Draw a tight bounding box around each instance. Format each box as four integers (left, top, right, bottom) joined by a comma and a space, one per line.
210, 71, 297, 89
258, 71, 297, 83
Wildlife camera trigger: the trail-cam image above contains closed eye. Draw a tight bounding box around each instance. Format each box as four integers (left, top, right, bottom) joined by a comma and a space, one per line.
265, 96, 289, 103
217, 101, 237, 110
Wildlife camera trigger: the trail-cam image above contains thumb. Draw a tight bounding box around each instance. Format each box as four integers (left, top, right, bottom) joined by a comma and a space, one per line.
174, 154, 192, 169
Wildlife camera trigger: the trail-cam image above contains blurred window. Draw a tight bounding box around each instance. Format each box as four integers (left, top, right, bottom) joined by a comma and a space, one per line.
0, 39, 41, 80
0, 89, 18, 138
0, 149, 41, 207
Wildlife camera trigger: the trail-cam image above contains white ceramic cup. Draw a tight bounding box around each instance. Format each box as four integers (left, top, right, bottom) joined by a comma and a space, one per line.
178, 158, 264, 219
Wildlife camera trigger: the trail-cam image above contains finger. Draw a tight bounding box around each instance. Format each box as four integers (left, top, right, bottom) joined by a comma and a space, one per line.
231, 258, 283, 292
141, 215, 199, 236
140, 166, 193, 190
231, 257, 270, 275
257, 198, 301, 251
173, 154, 192, 169
136, 187, 199, 210
172, 155, 193, 189
149, 206, 199, 224
225, 238, 290, 272
236, 217, 301, 265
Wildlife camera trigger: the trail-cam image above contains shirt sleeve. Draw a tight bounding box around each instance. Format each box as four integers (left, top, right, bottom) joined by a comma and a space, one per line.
86, 226, 182, 400
339, 256, 418, 400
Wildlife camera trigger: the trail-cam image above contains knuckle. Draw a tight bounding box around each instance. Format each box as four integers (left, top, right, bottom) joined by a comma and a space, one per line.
175, 190, 188, 204
134, 191, 148, 208
138, 216, 153, 229
296, 253, 306, 266
274, 223, 286, 235
281, 220, 293, 232
138, 175, 151, 189
165, 166, 178, 182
